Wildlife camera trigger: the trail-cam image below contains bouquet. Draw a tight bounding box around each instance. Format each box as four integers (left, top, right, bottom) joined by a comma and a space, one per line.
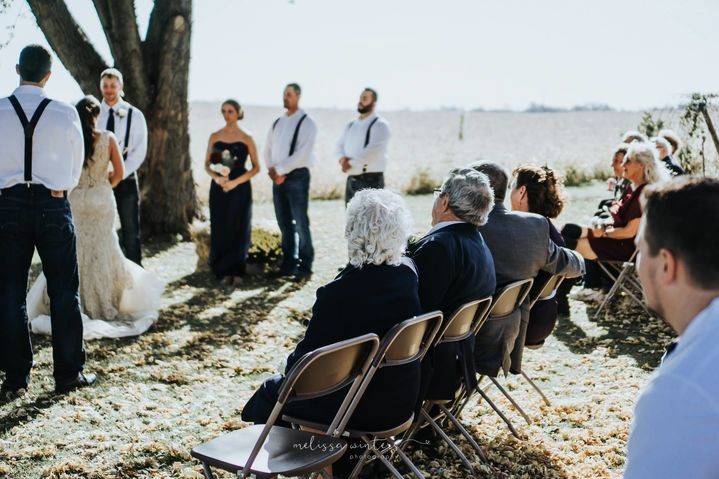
209, 149, 234, 176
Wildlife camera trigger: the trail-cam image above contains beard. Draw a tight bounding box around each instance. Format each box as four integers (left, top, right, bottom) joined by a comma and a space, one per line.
357, 102, 374, 114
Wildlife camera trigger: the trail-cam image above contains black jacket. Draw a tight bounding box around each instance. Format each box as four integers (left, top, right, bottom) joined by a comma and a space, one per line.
408, 222, 496, 400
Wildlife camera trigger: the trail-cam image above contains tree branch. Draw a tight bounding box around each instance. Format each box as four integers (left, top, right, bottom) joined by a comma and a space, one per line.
26, 0, 108, 97
91, 0, 149, 110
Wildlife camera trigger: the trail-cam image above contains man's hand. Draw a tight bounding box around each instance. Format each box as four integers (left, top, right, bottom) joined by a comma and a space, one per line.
339, 157, 351, 173
275, 174, 286, 185
268, 166, 278, 181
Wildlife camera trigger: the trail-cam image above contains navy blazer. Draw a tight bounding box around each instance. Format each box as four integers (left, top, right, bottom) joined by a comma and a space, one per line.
409, 222, 496, 400
243, 262, 422, 431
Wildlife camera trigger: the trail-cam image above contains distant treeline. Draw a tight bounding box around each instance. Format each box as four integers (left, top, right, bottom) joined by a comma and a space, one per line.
467, 102, 615, 113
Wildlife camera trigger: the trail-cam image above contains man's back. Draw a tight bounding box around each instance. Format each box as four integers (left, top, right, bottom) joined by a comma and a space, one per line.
624, 298, 719, 479
0, 85, 83, 190
479, 204, 583, 286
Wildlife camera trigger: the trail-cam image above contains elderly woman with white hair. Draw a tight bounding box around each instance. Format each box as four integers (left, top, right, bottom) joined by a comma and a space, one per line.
652, 135, 686, 176
408, 167, 497, 400
566, 142, 670, 262
242, 189, 422, 434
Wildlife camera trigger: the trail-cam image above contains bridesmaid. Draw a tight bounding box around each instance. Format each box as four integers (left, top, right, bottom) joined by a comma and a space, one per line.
205, 100, 260, 285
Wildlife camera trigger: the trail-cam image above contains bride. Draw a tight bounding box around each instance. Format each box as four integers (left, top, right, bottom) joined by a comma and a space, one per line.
27, 95, 163, 339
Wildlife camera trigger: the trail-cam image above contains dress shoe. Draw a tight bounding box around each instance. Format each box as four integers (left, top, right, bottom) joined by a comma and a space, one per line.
55, 372, 97, 394
292, 270, 312, 283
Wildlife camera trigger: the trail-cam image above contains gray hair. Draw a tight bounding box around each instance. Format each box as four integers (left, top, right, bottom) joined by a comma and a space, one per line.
651, 136, 672, 154
439, 167, 495, 226
345, 189, 413, 267
626, 142, 670, 185
621, 130, 648, 144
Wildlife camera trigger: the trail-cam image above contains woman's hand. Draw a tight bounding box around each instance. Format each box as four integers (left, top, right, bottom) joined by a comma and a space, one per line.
222, 178, 239, 192
592, 227, 605, 238
214, 175, 229, 186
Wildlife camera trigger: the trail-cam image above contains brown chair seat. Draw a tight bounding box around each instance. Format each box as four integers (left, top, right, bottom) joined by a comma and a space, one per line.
283, 413, 415, 440
191, 425, 347, 476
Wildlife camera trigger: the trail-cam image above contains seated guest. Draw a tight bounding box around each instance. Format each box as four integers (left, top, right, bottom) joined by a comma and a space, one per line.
622, 130, 648, 144
597, 143, 632, 215
563, 142, 669, 263
509, 165, 566, 347
471, 162, 584, 376
242, 189, 421, 431
624, 177, 719, 478
408, 167, 496, 400
652, 136, 685, 176
658, 128, 681, 156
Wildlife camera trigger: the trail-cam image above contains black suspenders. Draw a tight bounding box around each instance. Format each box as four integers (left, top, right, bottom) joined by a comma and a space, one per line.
7, 95, 52, 182
364, 117, 379, 147
123, 107, 133, 160
273, 113, 308, 157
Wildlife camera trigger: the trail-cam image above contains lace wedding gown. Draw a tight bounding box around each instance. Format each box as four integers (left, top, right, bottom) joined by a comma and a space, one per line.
27, 131, 164, 339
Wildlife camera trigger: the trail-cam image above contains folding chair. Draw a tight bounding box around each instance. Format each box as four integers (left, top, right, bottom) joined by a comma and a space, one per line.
595, 250, 649, 319
473, 279, 534, 438
191, 334, 380, 479
519, 273, 566, 406
283, 312, 444, 479
400, 298, 493, 475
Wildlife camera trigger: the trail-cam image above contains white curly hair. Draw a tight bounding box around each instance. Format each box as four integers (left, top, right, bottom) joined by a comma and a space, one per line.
345, 189, 413, 268
625, 141, 670, 185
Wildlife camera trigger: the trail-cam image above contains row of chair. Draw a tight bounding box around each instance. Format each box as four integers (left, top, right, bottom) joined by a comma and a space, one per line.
191, 273, 567, 478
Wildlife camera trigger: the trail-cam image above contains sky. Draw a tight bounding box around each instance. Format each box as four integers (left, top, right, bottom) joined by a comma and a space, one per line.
0, 0, 717, 111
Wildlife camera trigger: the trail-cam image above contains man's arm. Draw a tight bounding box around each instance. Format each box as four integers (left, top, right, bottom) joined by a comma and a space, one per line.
68, 108, 84, 188
412, 239, 453, 313
274, 117, 318, 176
122, 108, 148, 179
541, 219, 585, 278
348, 120, 390, 171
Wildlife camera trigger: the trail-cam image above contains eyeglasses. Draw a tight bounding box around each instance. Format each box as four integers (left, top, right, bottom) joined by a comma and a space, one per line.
433, 187, 443, 198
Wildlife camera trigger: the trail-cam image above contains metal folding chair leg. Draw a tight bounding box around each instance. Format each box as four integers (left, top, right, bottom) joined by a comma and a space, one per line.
436, 403, 487, 461
202, 463, 215, 479
389, 441, 426, 479
520, 370, 551, 406
348, 445, 373, 479
475, 384, 520, 439
420, 408, 475, 474
488, 377, 531, 425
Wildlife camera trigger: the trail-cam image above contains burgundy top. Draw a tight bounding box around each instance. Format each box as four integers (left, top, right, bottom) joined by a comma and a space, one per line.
610, 182, 646, 228
588, 182, 646, 261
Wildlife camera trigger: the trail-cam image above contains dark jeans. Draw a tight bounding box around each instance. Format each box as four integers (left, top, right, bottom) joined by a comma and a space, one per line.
273, 168, 314, 273
114, 174, 142, 265
345, 172, 385, 205
0, 184, 85, 388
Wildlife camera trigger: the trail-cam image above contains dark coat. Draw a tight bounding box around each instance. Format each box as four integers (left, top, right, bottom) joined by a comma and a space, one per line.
408, 222, 496, 400
242, 262, 422, 431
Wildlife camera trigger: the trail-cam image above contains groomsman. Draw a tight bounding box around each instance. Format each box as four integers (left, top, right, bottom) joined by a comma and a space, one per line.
0, 45, 94, 400
264, 83, 317, 280
98, 68, 148, 266
335, 87, 391, 203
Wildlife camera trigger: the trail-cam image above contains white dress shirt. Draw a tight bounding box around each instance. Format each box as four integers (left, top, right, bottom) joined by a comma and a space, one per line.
334, 113, 391, 176
98, 98, 148, 179
0, 85, 83, 191
624, 297, 719, 479
263, 109, 317, 176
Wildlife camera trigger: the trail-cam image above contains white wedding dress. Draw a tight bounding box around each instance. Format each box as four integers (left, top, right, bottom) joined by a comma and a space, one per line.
27, 131, 164, 339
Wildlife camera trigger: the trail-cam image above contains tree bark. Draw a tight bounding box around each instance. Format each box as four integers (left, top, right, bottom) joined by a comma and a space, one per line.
26, 0, 108, 96
140, 0, 196, 237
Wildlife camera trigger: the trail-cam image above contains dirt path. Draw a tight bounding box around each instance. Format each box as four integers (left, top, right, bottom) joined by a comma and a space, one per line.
0, 187, 674, 478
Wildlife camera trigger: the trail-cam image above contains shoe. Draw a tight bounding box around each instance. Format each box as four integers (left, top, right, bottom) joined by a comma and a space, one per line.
0, 383, 27, 403
232, 276, 244, 286
270, 268, 296, 279
55, 372, 97, 394
292, 271, 312, 282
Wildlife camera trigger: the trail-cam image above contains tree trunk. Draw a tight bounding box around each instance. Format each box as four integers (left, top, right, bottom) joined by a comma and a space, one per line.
25, 0, 196, 237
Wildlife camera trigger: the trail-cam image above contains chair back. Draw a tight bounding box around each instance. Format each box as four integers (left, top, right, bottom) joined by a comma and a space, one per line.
528, 274, 565, 309
240, 334, 378, 476
490, 279, 534, 318
334, 312, 443, 433
439, 297, 492, 345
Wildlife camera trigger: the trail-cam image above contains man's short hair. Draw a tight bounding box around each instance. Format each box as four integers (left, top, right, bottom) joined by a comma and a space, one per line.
18, 44, 52, 83
470, 162, 509, 203
658, 129, 682, 154
286, 83, 301, 95
439, 167, 494, 226
643, 177, 719, 289
613, 143, 630, 157
364, 87, 378, 102
100, 68, 124, 84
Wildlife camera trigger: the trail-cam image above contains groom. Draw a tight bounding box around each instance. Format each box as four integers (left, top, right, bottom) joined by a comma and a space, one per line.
0, 45, 94, 400
98, 68, 148, 266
